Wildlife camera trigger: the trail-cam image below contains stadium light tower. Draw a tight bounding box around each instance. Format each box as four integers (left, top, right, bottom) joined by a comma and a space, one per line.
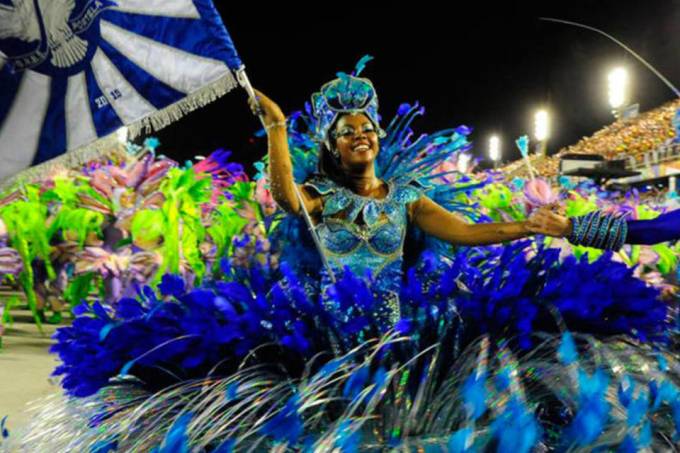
489, 135, 501, 169
534, 110, 549, 156
608, 67, 629, 119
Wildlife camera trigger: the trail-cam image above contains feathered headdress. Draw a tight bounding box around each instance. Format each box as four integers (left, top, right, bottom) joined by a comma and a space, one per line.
310, 55, 386, 146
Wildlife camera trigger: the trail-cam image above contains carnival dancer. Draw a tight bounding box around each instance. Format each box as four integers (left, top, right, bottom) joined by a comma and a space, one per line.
15, 58, 680, 452
250, 71, 571, 328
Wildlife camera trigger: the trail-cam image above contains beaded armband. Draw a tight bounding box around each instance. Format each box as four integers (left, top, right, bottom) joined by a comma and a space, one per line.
567, 211, 627, 251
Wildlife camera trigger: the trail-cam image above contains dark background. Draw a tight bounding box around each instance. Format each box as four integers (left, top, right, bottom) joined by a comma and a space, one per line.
150, 1, 680, 173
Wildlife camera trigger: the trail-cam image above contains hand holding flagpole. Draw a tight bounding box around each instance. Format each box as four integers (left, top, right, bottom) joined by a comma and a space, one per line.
236, 69, 337, 283
236, 68, 265, 119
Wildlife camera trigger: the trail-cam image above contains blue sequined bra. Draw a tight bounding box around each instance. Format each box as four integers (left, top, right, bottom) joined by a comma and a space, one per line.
303, 176, 422, 328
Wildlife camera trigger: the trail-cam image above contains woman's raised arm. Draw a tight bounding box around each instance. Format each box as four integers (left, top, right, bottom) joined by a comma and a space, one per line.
250, 89, 321, 216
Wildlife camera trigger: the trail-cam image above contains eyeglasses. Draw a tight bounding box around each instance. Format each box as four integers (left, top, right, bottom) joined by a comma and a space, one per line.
331, 124, 378, 140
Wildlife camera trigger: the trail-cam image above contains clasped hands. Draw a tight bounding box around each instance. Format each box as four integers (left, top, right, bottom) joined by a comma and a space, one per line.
525, 203, 573, 238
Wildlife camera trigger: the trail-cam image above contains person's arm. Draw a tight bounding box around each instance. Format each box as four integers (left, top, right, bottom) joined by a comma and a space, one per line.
410, 195, 571, 246
625, 209, 680, 245
250, 90, 321, 216
565, 208, 673, 250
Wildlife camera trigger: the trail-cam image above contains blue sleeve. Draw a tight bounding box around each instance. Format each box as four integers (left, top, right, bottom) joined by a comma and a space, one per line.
626, 209, 680, 245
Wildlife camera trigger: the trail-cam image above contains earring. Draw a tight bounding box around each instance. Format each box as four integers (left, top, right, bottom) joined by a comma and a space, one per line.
325, 140, 339, 159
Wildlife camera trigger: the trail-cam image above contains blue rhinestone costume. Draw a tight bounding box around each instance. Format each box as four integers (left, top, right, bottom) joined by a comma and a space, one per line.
304, 175, 422, 328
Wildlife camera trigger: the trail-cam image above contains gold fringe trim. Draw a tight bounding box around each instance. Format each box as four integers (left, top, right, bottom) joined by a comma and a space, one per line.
127, 71, 239, 138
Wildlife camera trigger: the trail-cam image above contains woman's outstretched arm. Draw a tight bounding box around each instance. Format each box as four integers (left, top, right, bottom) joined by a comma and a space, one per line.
410, 195, 571, 246
250, 89, 320, 216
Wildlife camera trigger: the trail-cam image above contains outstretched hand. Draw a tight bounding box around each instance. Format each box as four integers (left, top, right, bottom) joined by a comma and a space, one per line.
526, 202, 572, 238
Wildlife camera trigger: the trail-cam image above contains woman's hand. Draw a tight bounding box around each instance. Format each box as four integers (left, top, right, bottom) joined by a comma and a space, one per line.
525, 203, 572, 238
248, 89, 286, 126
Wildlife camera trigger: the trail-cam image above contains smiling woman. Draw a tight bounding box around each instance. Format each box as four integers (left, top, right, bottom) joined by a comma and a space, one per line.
315, 113, 387, 198
20, 55, 680, 453
251, 64, 574, 329
332, 115, 382, 171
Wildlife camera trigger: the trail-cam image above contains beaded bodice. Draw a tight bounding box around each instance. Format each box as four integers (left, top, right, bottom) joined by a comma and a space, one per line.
304, 176, 422, 328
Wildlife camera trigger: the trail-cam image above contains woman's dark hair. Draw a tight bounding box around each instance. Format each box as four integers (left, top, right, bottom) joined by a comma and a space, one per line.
306, 115, 346, 186
317, 137, 348, 187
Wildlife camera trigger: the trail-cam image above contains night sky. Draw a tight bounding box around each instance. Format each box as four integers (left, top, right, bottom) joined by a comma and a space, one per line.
151, 1, 680, 173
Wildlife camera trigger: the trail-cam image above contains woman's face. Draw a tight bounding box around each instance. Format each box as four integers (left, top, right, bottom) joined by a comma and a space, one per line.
332, 113, 379, 169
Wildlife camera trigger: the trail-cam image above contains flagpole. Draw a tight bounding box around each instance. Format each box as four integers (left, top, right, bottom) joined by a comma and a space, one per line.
235, 67, 337, 283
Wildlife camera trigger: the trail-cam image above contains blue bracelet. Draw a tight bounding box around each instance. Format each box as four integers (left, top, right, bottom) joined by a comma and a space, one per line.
575, 212, 594, 244
605, 216, 622, 250
584, 211, 601, 246
568, 211, 628, 251
615, 216, 628, 250
568, 216, 581, 243
570, 212, 591, 245
595, 214, 615, 249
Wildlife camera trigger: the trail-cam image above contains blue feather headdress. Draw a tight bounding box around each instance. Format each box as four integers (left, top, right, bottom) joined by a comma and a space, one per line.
311, 55, 386, 145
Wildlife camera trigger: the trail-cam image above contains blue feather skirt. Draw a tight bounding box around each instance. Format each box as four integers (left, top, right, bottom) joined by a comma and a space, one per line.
13, 241, 680, 452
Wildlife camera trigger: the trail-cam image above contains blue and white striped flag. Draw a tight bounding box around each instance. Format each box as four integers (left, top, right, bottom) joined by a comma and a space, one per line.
0, 0, 243, 182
